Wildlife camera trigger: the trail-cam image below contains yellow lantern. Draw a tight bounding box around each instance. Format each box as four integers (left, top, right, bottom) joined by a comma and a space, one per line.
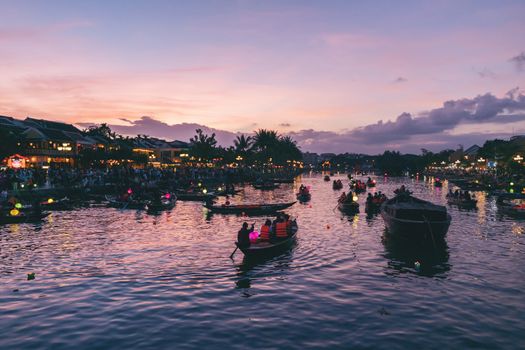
48, 198, 54, 204
10, 209, 20, 216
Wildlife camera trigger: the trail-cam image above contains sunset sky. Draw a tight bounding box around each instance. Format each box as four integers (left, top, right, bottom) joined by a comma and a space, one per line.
1, 0, 524, 153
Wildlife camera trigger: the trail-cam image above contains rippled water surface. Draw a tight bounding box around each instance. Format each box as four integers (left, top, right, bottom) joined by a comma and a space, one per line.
1, 174, 524, 349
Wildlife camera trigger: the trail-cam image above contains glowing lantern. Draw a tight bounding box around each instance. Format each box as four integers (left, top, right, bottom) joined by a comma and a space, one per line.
510, 182, 514, 186
249, 231, 259, 243
127, 188, 133, 194
218, 187, 222, 191
202, 188, 208, 194
20, 184, 25, 188
15, 203, 22, 209
48, 198, 54, 204
165, 193, 171, 199
352, 195, 358, 201
198, 182, 202, 187
10, 209, 20, 216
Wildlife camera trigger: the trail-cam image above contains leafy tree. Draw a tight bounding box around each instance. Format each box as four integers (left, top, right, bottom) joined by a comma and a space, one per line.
83, 123, 116, 140
0, 129, 21, 161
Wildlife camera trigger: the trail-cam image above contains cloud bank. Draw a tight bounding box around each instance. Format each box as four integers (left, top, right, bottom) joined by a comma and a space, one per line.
78, 89, 525, 154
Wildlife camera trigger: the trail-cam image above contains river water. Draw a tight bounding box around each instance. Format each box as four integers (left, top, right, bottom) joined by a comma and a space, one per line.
1, 173, 524, 349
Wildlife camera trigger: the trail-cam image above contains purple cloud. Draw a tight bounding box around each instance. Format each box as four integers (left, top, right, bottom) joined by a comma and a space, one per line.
77, 116, 240, 145
510, 52, 525, 71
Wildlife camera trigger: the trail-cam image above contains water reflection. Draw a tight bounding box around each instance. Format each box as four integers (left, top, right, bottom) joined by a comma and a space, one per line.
382, 231, 450, 277
233, 249, 296, 296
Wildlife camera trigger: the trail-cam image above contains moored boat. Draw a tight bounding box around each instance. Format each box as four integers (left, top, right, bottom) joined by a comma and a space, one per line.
238, 224, 298, 259
324, 175, 330, 181
381, 192, 451, 241
204, 201, 296, 215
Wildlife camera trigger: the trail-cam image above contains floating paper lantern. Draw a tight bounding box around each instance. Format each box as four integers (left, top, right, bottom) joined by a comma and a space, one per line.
202, 188, 208, 194
127, 188, 133, 194
352, 195, 358, 201
15, 203, 22, 209
48, 198, 54, 204
10, 209, 19, 216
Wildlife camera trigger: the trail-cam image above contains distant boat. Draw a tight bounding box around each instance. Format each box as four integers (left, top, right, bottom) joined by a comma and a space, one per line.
496, 193, 525, 217
0, 212, 50, 225
175, 191, 216, 201
446, 194, 477, 208
381, 193, 451, 240
204, 201, 296, 215
338, 201, 359, 213
296, 192, 311, 202
253, 182, 280, 190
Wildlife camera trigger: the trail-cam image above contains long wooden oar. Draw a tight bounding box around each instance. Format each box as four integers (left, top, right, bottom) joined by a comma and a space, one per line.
229, 243, 239, 259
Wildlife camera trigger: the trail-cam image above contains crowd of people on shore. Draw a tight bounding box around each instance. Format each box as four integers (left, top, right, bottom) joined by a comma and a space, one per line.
0, 165, 297, 194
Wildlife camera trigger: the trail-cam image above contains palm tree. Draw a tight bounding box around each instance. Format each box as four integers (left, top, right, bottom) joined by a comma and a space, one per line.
253, 129, 279, 151
275, 135, 302, 164
233, 134, 253, 163
189, 128, 218, 161
233, 134, 252, 153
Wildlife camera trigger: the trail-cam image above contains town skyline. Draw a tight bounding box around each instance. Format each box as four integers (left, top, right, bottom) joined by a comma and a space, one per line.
1, 1, 525, 153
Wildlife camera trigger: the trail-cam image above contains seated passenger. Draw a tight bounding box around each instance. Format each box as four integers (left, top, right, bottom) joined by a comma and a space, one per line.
259, 219, 272, 241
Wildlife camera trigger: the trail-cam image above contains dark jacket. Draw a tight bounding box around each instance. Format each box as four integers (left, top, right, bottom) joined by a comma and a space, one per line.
237, 227, 252, 248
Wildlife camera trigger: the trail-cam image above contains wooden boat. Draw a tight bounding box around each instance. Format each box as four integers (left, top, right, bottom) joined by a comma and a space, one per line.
365, 200, 384, 213
296, 192, 311, 202
40, 197, 75, 210
146, 198, 176, 211
204, 201, 296, 214
381, 194, 451, 240
214, 188, 242, 196
338, 201, 359, 213
497, 193, 525, 217
332, 180, 343, 190
253, 183, 280, 190
446, 195, 477, 208
105, 195, 147, 209
238, 225, 298, 259
175, 191, 217, 201
268, 177, 295, 184
0, 212, 50, 225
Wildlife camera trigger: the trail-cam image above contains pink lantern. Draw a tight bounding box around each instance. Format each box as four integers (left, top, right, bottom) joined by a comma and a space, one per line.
165, 193, 171, 199
249, 231, 259, 243
127, 188, 133, 194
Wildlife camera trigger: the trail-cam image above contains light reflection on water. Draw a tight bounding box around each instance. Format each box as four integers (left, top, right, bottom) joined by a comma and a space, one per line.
1, 173, 525, 350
